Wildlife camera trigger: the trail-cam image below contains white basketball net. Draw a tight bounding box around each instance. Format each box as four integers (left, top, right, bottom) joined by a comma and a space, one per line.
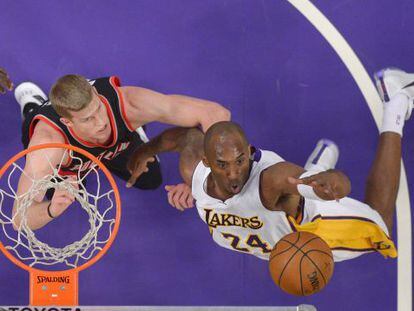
0, 148, 117, 269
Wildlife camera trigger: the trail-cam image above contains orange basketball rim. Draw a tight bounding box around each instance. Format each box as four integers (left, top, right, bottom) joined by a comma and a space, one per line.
0, 143, 122, 306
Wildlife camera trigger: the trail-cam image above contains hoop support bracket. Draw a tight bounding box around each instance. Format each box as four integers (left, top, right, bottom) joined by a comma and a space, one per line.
30, 270, 78, 305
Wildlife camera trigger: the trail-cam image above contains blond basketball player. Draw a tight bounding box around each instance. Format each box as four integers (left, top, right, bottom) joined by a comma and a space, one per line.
128, 67, 413, 262
12, 75, 230, 230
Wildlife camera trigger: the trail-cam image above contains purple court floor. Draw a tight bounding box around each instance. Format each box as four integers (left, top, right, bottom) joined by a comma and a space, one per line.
0, 1, 413, 310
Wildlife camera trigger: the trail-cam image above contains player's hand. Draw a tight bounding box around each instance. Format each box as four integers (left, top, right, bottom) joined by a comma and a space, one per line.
288, 169, 351, 201
126, 147, 155, 188
0, 68, 13, 94
165, 183, 194, 211
49, 176, 78, 218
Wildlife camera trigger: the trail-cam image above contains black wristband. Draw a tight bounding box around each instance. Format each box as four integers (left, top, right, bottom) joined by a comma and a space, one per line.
47, 202, 55, 219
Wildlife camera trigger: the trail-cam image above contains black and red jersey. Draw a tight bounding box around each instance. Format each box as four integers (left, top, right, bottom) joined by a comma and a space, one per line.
22, 76, 138, 174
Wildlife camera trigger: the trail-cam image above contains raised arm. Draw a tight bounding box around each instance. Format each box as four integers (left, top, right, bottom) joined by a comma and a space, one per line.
13, 122, 74, 230
119, 86, 231, 132
127, 127, 204, 187
261, 161, 351, 213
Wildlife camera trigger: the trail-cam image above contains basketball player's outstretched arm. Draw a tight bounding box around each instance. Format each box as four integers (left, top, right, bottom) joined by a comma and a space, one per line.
126, 127, 203, 209
0, 67, 13, 93
119, 86, 231, 132
127, 127, 203, 186
12, 123, 76, 230
260, 161, 351, 212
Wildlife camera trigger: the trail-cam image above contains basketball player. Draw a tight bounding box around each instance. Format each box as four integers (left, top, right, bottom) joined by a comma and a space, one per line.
128, 67, 412, 262
0, 67, 13, 93
12, 75, 230, 230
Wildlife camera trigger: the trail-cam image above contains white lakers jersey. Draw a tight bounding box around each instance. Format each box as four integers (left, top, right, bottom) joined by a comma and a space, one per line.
192, 149, 397, 262
192, 149, 292, 260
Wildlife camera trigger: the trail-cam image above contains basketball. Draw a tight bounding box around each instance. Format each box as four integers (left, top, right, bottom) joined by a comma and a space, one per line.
269, 231, 334, 296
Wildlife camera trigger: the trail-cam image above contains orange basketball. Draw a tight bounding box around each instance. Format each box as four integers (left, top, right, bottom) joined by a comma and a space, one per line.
269, 231, 334, 296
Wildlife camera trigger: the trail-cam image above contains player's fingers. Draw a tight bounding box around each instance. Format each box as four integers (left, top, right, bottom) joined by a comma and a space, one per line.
165, 185, 173, 191
170, 188, 184, 211
319, 183, 336, 200
126, 170, 141, 188
327, 182, 340, 201
184, 189, 194, 208
311, 180, 319, 186
66, 175, 79, 188
287, 177, 302, 185
333, 184, 341, 201
147, 157, 156, 163
54, 196, 73, 206
171, 190, 185, 211
300, 175, 320, 185
181, 187, 194, 208
58, 191, 75, 202
173, 191, 185, 211
177, 190, 188, 208
167, 189, 175, 208
127, 158, 138, 174
185, 193, 194, 208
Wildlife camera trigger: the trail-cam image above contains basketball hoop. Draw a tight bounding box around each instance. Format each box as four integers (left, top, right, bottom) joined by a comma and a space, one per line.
0, 143, 121, 305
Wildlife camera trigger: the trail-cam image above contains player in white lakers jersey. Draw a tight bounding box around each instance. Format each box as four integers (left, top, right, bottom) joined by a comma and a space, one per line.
130, 67, 413, 262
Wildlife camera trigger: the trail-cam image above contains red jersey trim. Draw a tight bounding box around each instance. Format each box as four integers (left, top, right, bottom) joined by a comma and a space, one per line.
110, 76, 135, 132
28, 115, 72, 167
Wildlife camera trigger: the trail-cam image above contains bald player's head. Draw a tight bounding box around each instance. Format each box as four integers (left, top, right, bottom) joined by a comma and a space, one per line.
204, 121, 248, 152
203, 121, 251, 196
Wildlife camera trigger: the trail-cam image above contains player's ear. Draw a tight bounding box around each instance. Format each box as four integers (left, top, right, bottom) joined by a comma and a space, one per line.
60, 117, 73, 127
249, 144, 254, 160
202, 156, 210, 168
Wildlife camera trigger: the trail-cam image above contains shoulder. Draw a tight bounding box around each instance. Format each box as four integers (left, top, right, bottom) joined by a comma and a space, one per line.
118, 86, 171, 126
260, 161, 306, 200
90, 76, 120, 89
119, 86, 166, 107
25, 122, 66, 174
260, 162, 286, 190
191, 161, 209, 190
91, 77, 123, 103
30, 120, 66, 146
254, 149, 285, 166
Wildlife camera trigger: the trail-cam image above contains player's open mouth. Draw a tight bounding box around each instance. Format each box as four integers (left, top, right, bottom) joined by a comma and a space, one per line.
230, 184, 241, 193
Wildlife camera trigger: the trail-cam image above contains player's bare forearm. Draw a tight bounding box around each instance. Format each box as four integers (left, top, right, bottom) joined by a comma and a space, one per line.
303, 169, 351, 200
13, 137, 69, 230
167, 95, 231, 132
140, 126, 204, 185
262, 162, 351, 204
13, 200, 53, 231
178, 128, 204, 185
288, 168, 351, 201
127, 127, 204, 186
120, 87, 230, 131
138, 127, 195, 156
134, 126, 204, 185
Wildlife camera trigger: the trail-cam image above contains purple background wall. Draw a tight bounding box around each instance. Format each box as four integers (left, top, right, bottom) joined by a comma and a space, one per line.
0, 1, 413, 310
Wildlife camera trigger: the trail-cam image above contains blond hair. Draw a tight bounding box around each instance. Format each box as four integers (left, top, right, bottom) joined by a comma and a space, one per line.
49, 74, 93, 118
